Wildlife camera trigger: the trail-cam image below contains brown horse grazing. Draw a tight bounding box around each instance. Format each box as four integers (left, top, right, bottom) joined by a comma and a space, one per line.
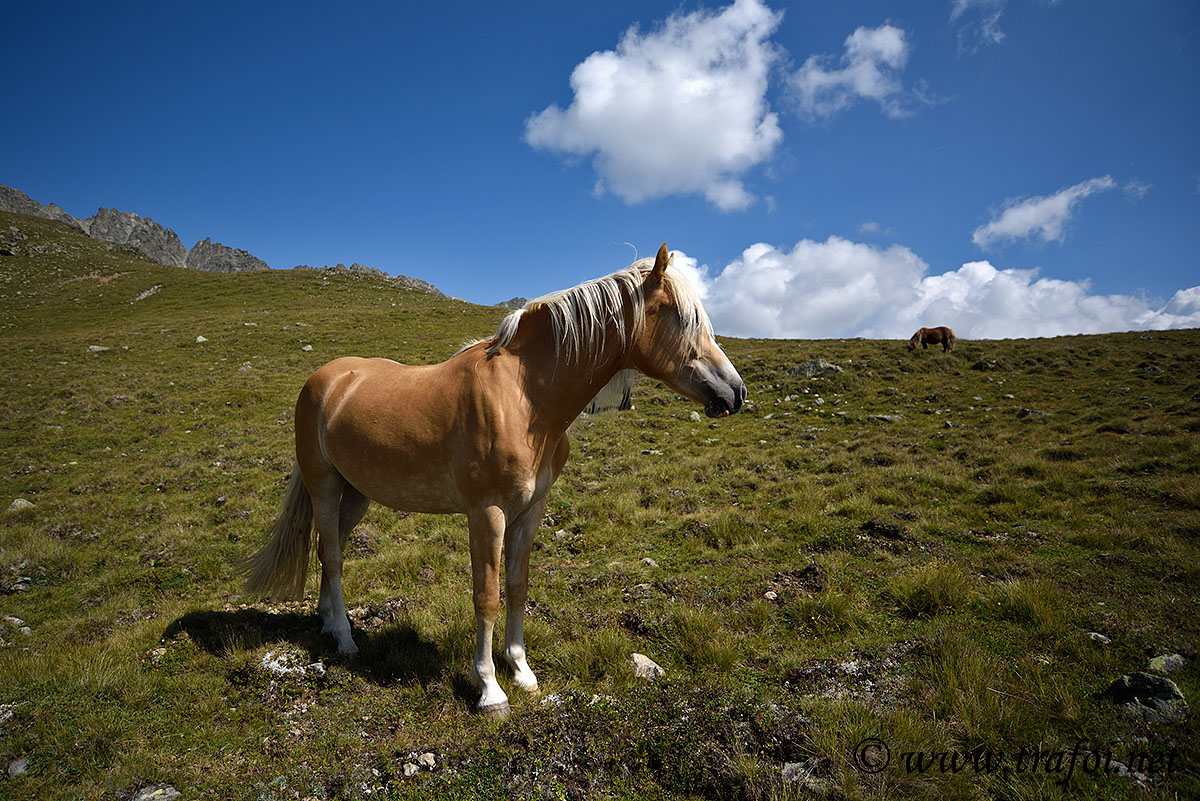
907, 326, 956, 352
243, 244, 746, 715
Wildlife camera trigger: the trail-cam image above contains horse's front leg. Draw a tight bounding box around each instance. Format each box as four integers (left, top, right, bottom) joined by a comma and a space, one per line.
503, 496, 545, 695
468, 504, 509, 716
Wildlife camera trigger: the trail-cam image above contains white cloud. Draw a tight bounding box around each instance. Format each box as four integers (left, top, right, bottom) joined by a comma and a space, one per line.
951, 0, 1007, 52
1122, 179, 1151, 201
676, 238, 1200, 339
524, 0, 783, 212
790, 24, 914, 119
972, 176, 1116, 249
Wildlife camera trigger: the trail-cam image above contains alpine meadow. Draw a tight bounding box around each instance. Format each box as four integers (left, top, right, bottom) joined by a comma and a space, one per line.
1, 211, 1198, 800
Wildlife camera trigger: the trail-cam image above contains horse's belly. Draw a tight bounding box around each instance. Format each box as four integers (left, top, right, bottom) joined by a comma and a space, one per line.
332, 445, 465, 513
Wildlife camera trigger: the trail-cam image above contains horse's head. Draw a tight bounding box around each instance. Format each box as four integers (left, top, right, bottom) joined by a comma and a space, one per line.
628, 244, 746, 418
907, 330, 920, 350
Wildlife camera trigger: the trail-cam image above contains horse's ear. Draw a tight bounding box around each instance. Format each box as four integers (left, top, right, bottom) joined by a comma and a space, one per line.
650, 242, 670, 280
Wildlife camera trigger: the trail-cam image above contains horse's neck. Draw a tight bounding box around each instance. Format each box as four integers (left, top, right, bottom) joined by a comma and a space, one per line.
507, 308, 625, 430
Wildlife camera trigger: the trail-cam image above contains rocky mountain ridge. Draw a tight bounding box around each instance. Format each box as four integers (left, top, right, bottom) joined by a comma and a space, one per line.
0, 184, 442, 292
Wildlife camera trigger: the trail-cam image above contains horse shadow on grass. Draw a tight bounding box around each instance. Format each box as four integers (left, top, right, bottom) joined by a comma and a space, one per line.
162, 608, 477, 705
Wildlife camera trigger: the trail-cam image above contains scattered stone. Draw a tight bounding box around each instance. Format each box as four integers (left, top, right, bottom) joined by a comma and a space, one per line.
3, 616, 23, 627
868, 414, 903, 423
402, 762, 419, 777
1087, 632, 1111, 645
640, 557, 659, 568
1102, 672, 1189, 722
1149, 653, 1185, 673
87, 344, 111, 353
132, 285, 161, 303
1016, 408, 1046, 420
6, 499, 34, 514
764, 590, 778, 601
417, 752, 436, 769
781, 758, 830, 794
689, 411, 703, 422
8, 758, 28, 777
631, 652, 665, 680
194, 335, 208, 343
640, 449, 663, 456
260, 648, 325, 678
785, 359, 843, 379
18, 627, 30, 636
300, 344, 313, 352
130, 785, 181, 801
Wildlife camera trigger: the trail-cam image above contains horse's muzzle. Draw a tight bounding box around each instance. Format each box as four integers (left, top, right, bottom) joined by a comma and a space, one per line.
704, 378, 747, 418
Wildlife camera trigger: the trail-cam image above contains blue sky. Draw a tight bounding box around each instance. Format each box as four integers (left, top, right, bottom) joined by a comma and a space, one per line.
4, 0, 1198, 338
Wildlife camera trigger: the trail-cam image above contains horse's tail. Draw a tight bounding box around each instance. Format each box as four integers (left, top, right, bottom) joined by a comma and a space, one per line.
242, 461, 314, 600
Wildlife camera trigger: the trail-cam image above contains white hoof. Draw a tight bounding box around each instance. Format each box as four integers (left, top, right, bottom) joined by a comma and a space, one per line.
478, 700, 511, 718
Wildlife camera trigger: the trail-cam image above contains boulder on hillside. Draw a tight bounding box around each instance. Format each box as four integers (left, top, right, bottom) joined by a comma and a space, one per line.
786, 359, 843, 379
496, 297, 528, 309
187, 237, 269, 272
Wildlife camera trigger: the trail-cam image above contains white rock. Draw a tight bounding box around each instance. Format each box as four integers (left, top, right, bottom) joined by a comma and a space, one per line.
1149, 653, 1185, 673
641, 557, 659, 568
417, 752, 436, 768
87, 345, 110, 353
402, 762, 419, 777
689, 411, 703, 422
782, 759, 827, 793
301, 344, 313, 352
8, 758, 28, 777
631, 652, 665, 680
764, 590, 778, 601
6, 499, 34, 514
194, 335, 208, 343
260, 648, 325, 677
4, 616, 24, 626
1087, 632, 1111, 645
130, 786, 181, 801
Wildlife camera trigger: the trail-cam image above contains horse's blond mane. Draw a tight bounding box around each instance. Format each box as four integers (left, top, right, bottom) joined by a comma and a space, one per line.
484, 256, 713, 365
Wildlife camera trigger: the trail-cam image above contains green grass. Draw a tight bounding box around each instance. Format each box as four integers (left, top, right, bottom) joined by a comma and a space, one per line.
1, 211, 1198, 799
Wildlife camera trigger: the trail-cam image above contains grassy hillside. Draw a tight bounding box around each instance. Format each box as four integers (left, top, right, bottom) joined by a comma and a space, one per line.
1, 211, 1197, 800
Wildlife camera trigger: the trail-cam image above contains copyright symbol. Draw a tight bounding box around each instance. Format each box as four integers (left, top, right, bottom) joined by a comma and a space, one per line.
854, 737, 890, 774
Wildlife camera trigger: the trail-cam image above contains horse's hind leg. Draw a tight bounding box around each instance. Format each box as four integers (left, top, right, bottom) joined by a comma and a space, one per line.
310, 473, 359, 655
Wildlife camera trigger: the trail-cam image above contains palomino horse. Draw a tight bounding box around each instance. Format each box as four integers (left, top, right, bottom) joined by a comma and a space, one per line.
907, 326, 956, 352
244, 244, 746, 715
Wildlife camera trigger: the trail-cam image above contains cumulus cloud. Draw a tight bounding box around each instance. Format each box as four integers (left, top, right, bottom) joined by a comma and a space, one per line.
790, 24, 914, 119
524, 0, 783, 211
972, 176, 1116, 249
675, 238, 1200, 339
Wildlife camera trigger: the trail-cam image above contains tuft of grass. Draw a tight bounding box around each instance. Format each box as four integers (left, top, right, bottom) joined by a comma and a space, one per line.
986, 578, 1066, 634
889, 560, 974, 619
